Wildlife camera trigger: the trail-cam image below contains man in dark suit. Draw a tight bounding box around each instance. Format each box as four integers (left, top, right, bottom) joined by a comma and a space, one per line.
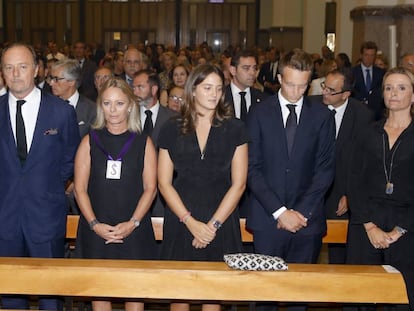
73, 41, 98, 101
224, 50, 268, 217
257, 47, 281, 95
49, 58, 96, 215
315, 69, 375, 264
247, 49, 335, 311
133, 69, 176, 216
351, 41, 385, 120
0, 43, 80, 310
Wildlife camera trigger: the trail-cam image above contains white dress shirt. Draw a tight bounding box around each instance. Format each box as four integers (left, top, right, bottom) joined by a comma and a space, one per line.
8, 87, 41, 152
140, 101, 160, 129
328, 99, 348, 138
230, 82, 251, 119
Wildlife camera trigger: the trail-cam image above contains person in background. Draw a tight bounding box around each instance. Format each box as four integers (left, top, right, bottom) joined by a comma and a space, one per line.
94, 66, 113, 93
399, 53, 414, 75
347, 67, 414, 311
74, 77, 158, 311
166, 85, 184, 112
335, 52, 352, 70
160, 63, 189, 106
158, 64, 248, 311
308, 59, 337, 95
113, 51, 125, 77
351, 41, 385, 120
375, 53, 389, 71
72, 41, 98, 101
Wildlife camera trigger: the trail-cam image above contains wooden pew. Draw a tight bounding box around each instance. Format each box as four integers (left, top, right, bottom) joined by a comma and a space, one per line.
0, 257, 408, 304
66, 215, 349, 243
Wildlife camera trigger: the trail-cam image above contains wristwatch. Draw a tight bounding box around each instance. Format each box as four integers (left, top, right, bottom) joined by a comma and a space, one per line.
89, 219, 100, 230
395, 226, 407, 236
130, 217, 140, 228
211, 219, 222, 230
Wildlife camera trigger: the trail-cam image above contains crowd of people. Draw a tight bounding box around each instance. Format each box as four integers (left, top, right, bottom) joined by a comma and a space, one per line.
0, 39, 413, 311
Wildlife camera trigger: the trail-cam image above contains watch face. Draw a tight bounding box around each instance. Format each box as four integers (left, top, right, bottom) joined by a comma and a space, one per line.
213, 220, 222, 229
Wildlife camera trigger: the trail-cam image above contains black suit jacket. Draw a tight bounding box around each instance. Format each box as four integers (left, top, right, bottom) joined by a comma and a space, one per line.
309, 97, 375, 219
351, 65, 385, 120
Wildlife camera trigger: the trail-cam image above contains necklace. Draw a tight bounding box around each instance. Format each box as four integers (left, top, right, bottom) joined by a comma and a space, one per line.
382, 133, 401, 195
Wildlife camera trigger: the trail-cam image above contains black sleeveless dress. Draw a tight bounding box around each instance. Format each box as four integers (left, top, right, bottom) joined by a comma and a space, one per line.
75, 128, 157, 260
158, 118, 249, 261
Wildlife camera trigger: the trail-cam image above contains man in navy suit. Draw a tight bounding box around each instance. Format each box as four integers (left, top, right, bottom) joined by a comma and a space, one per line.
0, 43, 80, 310
247, 49, 335, 311
315, 69, 375, 264
224, 50, 268, 217
351, 41, 385, 120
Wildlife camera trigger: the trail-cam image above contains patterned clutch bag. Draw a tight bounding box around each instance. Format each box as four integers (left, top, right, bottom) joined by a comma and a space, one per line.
224, 253, 288, 271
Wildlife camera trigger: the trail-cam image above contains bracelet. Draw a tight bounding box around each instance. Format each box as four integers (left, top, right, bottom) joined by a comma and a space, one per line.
89, 219, 100, 230
180, 211, 191, 224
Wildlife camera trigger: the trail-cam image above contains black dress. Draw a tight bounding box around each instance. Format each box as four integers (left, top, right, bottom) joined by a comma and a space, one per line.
75, 128, 157, 260
158, 118, 248, 261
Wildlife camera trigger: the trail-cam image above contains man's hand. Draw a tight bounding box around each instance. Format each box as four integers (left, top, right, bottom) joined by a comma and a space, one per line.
277, 209, 307, 233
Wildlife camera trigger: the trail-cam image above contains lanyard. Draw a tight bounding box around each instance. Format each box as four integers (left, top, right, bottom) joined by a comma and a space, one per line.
90, 130, 136, 161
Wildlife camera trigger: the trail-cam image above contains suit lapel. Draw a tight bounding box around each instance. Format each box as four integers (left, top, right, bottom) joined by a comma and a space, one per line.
0, 97, 20, 162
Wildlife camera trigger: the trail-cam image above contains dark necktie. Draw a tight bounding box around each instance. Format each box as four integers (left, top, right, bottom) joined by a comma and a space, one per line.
285, 104, 297, 156
365, 69, 372, 92
16, 99, 27, 165
143, 110, 153, 135
239, 91, 247, 122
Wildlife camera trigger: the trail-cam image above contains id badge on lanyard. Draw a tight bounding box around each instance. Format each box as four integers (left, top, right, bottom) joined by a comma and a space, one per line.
90, 130, 136, 181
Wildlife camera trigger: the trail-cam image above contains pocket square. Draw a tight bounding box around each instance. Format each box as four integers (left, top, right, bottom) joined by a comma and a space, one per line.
78, 121, 85, 125
44, 128, 58, 135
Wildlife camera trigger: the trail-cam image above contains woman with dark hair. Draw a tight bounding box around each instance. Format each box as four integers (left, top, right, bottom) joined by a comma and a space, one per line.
158, 64, 248, 311
160, 63, 190, 106
347, 67, 414, 310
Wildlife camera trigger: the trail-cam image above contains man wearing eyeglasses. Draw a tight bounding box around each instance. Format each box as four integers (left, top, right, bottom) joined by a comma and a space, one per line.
316, 68, 374, 264
49, 59, 97, 215
122, 48, 144, 86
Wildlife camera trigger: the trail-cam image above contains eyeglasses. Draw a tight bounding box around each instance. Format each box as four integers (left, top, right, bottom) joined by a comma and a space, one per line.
124, 60, 141, 66
46, 75, 66, 83
169, 95, 184, 103
320, 81, 347, 96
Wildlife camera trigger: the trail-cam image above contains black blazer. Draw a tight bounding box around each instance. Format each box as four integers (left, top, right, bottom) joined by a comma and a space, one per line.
312, 96, 375, 219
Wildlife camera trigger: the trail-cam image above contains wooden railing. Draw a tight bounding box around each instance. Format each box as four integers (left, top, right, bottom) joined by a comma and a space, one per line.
0, 257, 408, 304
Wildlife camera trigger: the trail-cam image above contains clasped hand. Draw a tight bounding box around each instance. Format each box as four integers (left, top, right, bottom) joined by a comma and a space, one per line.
367, 226, 403, 249
277, 209, 308, 233
93, 221, 135, 244
186, 217, 216, 249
